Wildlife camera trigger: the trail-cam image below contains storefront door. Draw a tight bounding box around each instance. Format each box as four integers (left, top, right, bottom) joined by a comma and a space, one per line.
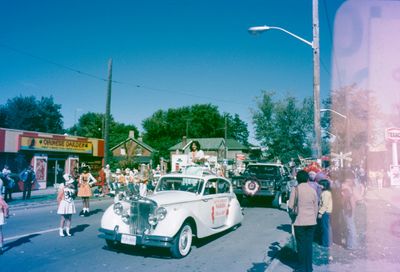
47, 158, 65, 186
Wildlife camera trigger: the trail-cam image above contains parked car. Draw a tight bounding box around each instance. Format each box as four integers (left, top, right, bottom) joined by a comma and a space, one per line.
230, 162, 296, 208
98, 165, 243, 258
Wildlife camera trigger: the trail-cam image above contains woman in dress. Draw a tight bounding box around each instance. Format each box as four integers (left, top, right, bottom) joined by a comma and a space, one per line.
188, 140, 205, 164
57, 174, 76, 237
77, 165, 96, 217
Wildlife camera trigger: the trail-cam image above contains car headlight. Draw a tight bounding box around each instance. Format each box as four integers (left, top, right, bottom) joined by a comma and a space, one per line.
113, 202, 123, 215
148, 207, 167, 226
155, 207, 167, 221
121, 212, 130, 224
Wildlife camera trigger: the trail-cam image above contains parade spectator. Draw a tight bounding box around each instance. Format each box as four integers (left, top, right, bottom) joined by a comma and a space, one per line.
1, 165, 14, 202
77, 165, 96, 217
288, 170, 318, 272
97, 166, 106, 197
308, 171, 322, 201
115, 168, 126, 187
289, 157, 297, 177
0, 194, 9, 254
341, 177, 359, 250
125, 168, 136, 193
358, 165, 367, 189
108, 172, 117, 194
20, 165, 36, 200
104, 164, 111, 194
188, 140, 205, 164
318, 179, 333, 248
57, 174, 76, 237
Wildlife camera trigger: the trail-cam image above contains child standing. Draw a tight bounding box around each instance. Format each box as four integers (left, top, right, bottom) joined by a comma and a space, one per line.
57, 174, 76, 237
318, 179, 333, 247
77, 165, 96, 217
0, 194, 9, 253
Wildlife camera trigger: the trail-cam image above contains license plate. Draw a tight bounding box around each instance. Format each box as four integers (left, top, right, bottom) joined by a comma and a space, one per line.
121, 234, 137, 245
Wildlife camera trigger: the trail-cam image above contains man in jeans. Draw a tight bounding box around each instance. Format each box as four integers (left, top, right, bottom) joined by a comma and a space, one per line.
21, 165, 36, 200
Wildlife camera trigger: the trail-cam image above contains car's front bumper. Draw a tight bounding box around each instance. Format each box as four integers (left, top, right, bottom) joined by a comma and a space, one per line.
234, 189, 276, 197
98, 227, 174, 248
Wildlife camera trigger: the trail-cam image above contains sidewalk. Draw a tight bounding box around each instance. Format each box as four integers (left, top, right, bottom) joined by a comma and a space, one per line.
267, 187, 400, 272
5, 187, 112, 211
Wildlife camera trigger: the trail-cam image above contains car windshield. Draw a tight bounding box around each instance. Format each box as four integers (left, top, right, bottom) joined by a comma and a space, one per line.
156, 177, 204, 194
246, 165, 279, 177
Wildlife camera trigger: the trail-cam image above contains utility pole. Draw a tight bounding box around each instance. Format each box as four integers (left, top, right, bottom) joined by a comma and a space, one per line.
248, 0, 321, 158
104, 58, 112, 166
313, 0, 321, 158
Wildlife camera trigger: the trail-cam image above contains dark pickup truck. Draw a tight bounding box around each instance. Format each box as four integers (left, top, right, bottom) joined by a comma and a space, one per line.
231, 163, 296, 208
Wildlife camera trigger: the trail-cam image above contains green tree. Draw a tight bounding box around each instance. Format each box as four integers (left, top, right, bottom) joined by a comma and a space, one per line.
142, 104, 249, 159
225, 113, 249, 146
329, 85, 382, 165
1, 95, 63, 133
68, 112, 138, 149
252, 91, 313, 163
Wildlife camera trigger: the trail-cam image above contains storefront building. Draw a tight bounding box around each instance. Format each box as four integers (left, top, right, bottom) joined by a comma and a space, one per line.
0, 128, 104, 189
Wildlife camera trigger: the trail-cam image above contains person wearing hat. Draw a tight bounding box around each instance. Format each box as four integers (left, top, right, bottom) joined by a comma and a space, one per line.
57, 174, 76, 237
115, 168, 126, 187
77, 165, 97, 217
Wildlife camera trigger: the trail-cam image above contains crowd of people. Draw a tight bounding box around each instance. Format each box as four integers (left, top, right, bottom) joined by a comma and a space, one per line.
288, 163, 365, 272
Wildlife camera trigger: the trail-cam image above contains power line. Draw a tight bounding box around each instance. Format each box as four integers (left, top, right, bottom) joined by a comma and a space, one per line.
0, 42, 248, 106
0, 42, 121, 83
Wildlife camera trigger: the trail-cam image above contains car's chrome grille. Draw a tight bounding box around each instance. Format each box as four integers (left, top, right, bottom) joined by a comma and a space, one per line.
129, 198, 156, 235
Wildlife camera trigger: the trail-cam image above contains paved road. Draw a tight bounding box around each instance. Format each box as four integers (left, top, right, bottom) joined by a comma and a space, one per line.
1, 199, 291, 272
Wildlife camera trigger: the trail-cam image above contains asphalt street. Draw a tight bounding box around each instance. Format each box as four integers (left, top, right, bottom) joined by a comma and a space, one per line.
1, 198, 291, 272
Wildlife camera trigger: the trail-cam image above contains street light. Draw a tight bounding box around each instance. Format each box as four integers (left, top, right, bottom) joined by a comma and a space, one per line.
248, 26, 313, 47
320, 108, 347, 119
248, 0, 321, 158
320, 107, 350, 154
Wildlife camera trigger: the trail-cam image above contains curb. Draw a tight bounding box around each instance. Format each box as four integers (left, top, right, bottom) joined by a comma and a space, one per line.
9, 195, 113, 211
265, 236, 293, 272
265, 258, 282, 272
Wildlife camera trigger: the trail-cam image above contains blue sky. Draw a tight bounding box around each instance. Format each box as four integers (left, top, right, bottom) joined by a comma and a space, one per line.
0, 0, 345, 142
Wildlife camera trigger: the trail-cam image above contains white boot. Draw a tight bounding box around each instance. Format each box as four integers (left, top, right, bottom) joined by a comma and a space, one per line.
66, 228, 71, 237
59, 228, 65, 237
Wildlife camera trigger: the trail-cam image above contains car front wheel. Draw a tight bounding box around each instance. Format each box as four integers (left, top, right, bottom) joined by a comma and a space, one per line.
272, 191, 283, 208
170, 223, 193, 258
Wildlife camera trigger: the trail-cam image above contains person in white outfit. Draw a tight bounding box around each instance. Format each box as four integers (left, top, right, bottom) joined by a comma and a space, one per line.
188, 141, 205, 165
57, 174, 76, 237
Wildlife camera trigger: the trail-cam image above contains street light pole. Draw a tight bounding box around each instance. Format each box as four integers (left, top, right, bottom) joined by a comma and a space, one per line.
248, 0, 321, 158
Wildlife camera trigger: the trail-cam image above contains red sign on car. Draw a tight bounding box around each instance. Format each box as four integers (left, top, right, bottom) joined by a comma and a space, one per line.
386, 127, 400, 142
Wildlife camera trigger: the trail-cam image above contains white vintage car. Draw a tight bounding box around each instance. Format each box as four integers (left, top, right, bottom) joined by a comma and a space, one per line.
98, 166, 243, 258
